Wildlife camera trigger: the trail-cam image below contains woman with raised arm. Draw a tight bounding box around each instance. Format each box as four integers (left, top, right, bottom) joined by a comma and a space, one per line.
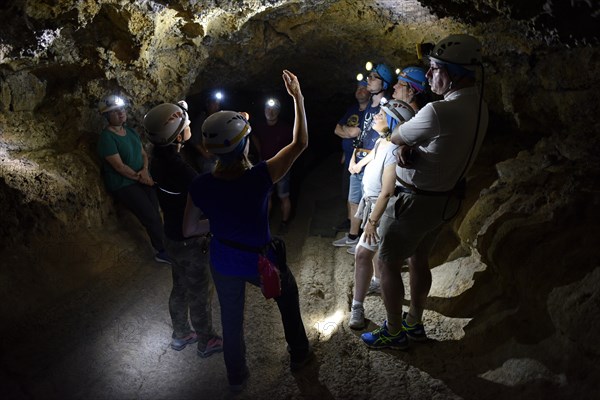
182, 70, 312, 392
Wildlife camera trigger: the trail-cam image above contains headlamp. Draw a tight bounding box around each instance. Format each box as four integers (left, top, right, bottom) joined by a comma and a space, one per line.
266, 98, 280, 109
416, 42, 435, 60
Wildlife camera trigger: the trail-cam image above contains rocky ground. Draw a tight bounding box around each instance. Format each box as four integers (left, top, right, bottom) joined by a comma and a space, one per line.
0, 154, 587, 400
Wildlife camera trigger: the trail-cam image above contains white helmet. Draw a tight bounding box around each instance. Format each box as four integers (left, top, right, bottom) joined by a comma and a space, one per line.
98, 95, 127, 114
202, 111, 251, 154
429, 34, 482, 70
381, 100, 415, 124
143, 102, 190, 146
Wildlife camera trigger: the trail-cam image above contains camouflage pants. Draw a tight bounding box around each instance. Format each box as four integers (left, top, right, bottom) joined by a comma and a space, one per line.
164, 235, 216, 344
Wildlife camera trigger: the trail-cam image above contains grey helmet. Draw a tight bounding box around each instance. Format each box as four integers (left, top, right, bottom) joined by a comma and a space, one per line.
381, 99, 415, 124
201, 111, 251, 154
143, 102, 190, 146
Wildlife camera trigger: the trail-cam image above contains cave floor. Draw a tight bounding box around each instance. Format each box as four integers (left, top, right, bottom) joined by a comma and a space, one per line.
1, 154, 581, 400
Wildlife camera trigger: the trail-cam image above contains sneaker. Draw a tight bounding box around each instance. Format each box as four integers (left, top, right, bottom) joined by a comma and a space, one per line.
361, 321, 408, 350
290, 347, 315, 372
366, 279, 381, 295
333, 219, 351, 232
348, 304, 365, 330
197, 335, 224, 358
332, 234, 359, 247
229, 366, 250, 392
402, 312, 427, 341
346, 245, 356, 255
154, 250, 172, 265
170, 331, 198, 351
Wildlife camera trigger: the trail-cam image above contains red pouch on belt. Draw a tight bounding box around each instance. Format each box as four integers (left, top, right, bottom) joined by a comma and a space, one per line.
258, 254, 281, 299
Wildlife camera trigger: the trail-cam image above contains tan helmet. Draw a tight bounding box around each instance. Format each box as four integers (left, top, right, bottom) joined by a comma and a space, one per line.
143, 102, 190, 146
202, 111, 251, 154
98, 95, 127, 114
428, 34, 482, 71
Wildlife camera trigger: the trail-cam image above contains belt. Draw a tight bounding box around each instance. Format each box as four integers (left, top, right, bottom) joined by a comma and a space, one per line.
395, 176, 456, 197
356, 148, 372, 154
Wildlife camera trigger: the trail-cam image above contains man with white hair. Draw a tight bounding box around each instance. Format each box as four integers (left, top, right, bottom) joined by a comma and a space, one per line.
361, 34, 489, 350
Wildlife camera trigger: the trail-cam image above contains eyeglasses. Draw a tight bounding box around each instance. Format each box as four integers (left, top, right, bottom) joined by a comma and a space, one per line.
367, 73, 382, 81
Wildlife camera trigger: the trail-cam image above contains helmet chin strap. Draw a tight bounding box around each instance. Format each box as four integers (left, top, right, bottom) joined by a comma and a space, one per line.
380, 128, 392, 141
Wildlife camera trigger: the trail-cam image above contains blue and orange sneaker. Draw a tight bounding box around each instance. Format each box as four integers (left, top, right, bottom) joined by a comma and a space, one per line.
402, 312, 427, 341
360, 321, 408, 350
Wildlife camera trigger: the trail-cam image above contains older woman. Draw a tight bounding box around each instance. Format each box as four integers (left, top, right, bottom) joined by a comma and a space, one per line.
96, 95, 169, 264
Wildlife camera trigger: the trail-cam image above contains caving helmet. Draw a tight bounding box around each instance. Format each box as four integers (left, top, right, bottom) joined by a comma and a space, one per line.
397, 66, 428, 93
366, 62, 395, 90
143, 101, 190, 146
201, 110, 251, 155
382, 99, 415, 124
98, 95, 127, 114
381, 99, 415, 132
428, 34, 482, 71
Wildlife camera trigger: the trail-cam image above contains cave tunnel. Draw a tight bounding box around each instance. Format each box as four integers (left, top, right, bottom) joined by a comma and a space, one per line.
1, 0, 599, 399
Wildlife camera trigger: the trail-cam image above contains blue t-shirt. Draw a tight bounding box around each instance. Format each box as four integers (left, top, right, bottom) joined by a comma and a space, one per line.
188, 161, 273, 276
354, 103, 380, 164
338, 104, 365, 168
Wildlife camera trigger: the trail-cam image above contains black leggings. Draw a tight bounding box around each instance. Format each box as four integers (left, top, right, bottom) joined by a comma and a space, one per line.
113, 183, 165, 252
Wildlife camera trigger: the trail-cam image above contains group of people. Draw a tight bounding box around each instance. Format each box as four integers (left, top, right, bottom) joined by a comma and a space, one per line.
333, 34, 488, 349
97, 70, 312, 392
95, 33, 489, 391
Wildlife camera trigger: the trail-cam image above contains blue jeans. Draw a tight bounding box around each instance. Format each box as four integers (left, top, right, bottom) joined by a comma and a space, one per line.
211, 256, 309, 383
348, 170, 364, 204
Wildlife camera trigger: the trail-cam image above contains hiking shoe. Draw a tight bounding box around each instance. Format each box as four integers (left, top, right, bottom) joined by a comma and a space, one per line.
229, 366, 250, 392
361, 321, 408, 350
332, 234, 359, 247
333, 219, 351, 232
366, 278, 381, 295
197, 335, 223, 358
170, 331, 198, 351
402, 312, 427, 341
347, 245, 356, 255
154, 250, 172, 265
348, 304, 365, 330
290, 347, 315, 372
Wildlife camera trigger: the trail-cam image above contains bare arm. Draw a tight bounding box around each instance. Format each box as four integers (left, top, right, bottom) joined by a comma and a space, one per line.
266, 70, 308, 183
138, 147, 154, 186
182, 194, 210, 238
363, 162, 396, 245
390, 123, 407, 146
104, 153, 141, 181
334, 124, 361, 139
349, 150, 374, 174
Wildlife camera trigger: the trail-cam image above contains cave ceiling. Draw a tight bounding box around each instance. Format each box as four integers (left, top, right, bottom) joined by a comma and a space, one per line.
0, 0, 598, 115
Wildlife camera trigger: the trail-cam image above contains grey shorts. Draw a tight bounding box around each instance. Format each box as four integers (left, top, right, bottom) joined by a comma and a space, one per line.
357, 196, 397, 252
378, 192, 453, 263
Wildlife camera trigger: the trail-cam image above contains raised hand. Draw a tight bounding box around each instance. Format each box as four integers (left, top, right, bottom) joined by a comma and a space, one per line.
282, 70, 302, 99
